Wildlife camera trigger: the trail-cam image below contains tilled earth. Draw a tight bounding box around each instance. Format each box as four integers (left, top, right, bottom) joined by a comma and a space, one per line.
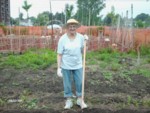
0, 67, 150, 113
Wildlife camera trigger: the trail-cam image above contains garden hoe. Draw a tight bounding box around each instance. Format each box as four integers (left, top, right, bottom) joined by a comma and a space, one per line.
81, 35, 88, 109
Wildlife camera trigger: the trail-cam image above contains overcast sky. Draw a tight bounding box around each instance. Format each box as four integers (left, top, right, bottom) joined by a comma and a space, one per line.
10, 0, 150, 19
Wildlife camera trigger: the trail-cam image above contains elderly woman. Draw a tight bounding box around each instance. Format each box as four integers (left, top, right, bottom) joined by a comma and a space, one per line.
57, 18, 87, 109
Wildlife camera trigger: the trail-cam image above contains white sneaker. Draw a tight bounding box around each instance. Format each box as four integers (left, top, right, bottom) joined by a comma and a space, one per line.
77, 98, 88, 109
64, 98, 73, 109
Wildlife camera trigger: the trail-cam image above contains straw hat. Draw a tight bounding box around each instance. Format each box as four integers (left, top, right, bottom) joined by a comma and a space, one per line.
65, 18, 80, 27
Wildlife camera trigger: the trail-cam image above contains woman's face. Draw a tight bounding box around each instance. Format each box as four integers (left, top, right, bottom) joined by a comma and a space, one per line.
67, 24, 77, 35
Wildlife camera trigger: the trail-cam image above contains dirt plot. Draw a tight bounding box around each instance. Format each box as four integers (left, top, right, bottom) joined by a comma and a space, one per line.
0, 66, 150, 113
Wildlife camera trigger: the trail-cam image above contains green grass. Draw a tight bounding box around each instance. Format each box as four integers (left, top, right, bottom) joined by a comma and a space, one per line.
0, 48, 56, 70
0, 46, 150, 78
86, 47, 150, 78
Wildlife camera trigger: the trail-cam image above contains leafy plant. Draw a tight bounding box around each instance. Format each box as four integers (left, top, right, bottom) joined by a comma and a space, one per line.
127, 95, 132, 106
25, 99, 38, 109
0, 98, 6, 106
142, 99, 150, 107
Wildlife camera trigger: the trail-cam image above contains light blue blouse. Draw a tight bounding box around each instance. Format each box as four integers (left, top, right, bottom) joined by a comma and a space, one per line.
57, 33, 84, 69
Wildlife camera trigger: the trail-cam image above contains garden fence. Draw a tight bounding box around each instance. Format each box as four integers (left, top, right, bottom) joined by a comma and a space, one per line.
0, 35, 110, 53
0, 26, 150, 53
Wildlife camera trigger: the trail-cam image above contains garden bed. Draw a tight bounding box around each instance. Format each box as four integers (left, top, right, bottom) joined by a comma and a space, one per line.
0, 67, 150, 113
0, 48, 150, 113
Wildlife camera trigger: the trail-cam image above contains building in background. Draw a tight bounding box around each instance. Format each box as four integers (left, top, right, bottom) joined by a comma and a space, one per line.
0, 0, 10, 25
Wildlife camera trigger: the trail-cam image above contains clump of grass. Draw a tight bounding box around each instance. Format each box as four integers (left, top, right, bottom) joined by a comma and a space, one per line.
0, 54, 2, 58
98, 48, 114, 54
142, 99, 150, 107
98, 54, 111, 62
110, 63, 121, 72
102, 71, 113, 80
88, 59, 97, 65
20, 89, 39, 109
137, 68, 150, 77
140, 45, 150, 56
99, 62, 107, 69
23, 98, 38, 109
127, 95, 132, 106
86, 51, 96, 60
130, 66, 150, 77
126, 49, 136, 56
147, 59, 150, 63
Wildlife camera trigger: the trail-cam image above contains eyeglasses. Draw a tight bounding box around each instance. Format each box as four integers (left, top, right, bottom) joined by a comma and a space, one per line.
68, 25, 77, 29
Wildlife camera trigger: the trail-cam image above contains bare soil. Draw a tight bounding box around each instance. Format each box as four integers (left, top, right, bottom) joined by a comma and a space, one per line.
0, 66, 150, 113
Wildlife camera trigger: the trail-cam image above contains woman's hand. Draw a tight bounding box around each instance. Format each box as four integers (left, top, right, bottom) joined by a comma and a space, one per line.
57, 68, 63, 77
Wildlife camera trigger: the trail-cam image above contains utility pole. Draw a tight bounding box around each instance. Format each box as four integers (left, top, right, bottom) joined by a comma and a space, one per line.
49, 0, 53, 37
88, 9, 91, 26
131, 4, 134, 48
49, 0, 54, 50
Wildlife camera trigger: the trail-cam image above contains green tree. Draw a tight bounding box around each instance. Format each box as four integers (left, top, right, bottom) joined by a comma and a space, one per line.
145, 17, 150, 27
54, 12, 65, 25
103, 13, 113, 26
103, 6, 119, 26
104, 14, 114, 26
22, 0, 32, 20
30, 16, 37, 25
135, 13, 149, 21
10, 17, 19, 26
36, 11, 49, 26
76, 0, 105, 25
134, 13, 150, 28
65, 4, 74, 22
19, 12, 24, 20
135, 20, 144, 28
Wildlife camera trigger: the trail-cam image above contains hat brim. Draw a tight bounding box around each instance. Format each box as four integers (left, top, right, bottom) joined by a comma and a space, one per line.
63, 22, 81, 28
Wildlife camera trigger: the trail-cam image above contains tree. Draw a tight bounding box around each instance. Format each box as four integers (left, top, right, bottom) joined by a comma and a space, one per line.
135, 20, 144, 28
76, 0, 105, 25
103, 6, 121, 26
145, 17, 150, 27
134, 13, 150, 28
30, 16, 37, 25
19, 13, 24, 20
22, 0, 32, 20
135, 13, 149, 21
65, 4, 74, 22
103, 13, 113, 26
10, 17, 19, 26
36, 11, 49, 26
54, 12, 65, 24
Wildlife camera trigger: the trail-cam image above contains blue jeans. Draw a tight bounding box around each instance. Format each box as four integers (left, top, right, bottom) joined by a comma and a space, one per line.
62, 68, 83, 98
